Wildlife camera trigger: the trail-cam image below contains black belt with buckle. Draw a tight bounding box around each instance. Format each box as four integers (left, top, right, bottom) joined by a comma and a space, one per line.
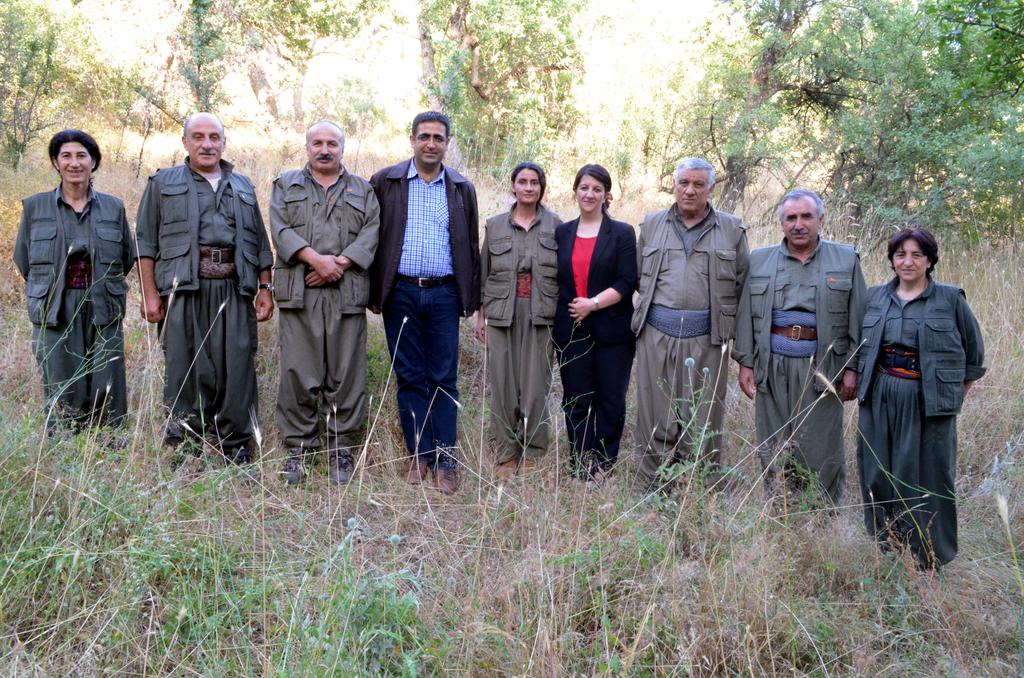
396, 274, 455, 288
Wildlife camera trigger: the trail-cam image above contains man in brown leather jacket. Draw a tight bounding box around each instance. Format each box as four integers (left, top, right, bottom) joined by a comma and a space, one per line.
369, 111, 480, 495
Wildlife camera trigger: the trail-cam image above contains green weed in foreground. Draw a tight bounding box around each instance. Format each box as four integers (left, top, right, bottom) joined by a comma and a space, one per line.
0, 425, 442, 676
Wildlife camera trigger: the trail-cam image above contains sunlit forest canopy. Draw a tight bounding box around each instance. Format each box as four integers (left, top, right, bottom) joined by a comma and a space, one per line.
2, 0, 1021, 237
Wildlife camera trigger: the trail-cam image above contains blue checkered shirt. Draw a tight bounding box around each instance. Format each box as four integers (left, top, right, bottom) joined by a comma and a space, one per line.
398, 161, 453, 277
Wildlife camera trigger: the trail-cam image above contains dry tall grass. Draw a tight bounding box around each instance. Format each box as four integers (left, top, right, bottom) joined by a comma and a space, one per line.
0, 132, 1021, 676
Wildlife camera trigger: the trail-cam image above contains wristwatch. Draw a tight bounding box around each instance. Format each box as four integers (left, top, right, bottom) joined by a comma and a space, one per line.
590, 297, 600, 309
259, 282, 275, 292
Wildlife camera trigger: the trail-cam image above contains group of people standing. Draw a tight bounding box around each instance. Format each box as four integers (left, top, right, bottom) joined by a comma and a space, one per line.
15, 111, 984, 569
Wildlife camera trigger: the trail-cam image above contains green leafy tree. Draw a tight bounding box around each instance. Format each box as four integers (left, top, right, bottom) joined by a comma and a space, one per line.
233, 0, 389, 121
0, 0, 67, 167
934, 0, 1024, 96
417, 0, 583, 171
179, 0, 230, 111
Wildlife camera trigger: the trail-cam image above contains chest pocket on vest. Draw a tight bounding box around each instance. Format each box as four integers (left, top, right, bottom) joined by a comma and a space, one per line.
236, 190, 262, 264
95, 222, 125, 273
487, 236, 514, 273
29, 221, 58, 265
859, 311, 882, 372
747, 277, 769, 319
538, 234, 558, 272
826, 273, 852, 313
160, 184, 189, 231
640, 245, 660, 277
342, 191, 369, 241
282, 186, 307, 232
715, 249, 737, 280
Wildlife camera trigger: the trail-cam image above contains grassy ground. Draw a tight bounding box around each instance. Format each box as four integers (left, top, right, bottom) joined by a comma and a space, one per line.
0, 137, 1022, 676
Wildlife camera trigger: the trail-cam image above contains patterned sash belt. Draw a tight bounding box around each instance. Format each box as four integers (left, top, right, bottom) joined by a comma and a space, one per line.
65, 257, 92, 289
769, 310, 817, 357
516, 272, 532, 298
876, 347, 921, 380
646, 305, 711, 338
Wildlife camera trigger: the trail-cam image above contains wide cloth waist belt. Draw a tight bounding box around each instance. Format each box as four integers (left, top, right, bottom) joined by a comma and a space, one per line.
396, 274, 455, 288
65, 257, 92, 289
516, 272, 532, 298
877, 346, 921, 379
646, 305, 711, 338
199, 246, 236, 279
770, 310, 816, 357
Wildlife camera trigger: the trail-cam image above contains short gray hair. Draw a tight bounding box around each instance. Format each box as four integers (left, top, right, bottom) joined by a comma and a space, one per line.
305, 119, 346, 143
777, 189, 825, 221
674, 157, 715, 187
182, 112, 225, 137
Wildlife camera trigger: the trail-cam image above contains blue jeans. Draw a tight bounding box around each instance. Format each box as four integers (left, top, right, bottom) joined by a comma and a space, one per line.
382, 280, 461, 469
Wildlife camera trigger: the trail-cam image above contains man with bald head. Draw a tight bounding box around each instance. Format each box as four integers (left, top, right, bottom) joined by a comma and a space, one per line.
136, 112, 275, 465
269, 120, 380, 484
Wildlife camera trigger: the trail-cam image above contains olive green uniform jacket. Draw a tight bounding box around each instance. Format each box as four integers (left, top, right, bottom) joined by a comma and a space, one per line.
135, 160, 273, 452
269, 166, 381, 451
632, 205, 748, 485
732, 238, 866, 501
480, 205, 561, 462
14, 188, 135, 425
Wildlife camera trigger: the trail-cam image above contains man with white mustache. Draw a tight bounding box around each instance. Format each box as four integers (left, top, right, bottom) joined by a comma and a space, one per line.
269, 120, 380, 484
732, 189, 866, 502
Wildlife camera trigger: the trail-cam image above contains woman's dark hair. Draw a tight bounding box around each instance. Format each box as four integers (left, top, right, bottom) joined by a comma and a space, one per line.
887, 228, 939, 277
511, 161, 547, 204
572, 163, 613, 213
48, 129, 102, 172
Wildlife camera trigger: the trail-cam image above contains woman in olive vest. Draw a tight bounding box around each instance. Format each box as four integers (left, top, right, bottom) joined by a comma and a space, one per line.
13, 130, 135, 430
856, 228, 985, 569
476, 162, 561, 477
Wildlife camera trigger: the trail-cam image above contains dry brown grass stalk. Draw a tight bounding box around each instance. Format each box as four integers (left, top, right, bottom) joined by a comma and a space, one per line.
0, 130, 1021, 676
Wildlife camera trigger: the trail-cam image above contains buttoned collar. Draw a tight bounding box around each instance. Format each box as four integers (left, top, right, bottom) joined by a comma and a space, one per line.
886, 276, 934, 301
52, 185, 95, 209
302, 163, 346, 189
407, 159, 446, 185
781, 237, 822, 261
186, 157, 234, 182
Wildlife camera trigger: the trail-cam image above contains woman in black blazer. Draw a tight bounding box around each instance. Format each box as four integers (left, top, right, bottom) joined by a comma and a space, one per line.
554, 164, 638, 480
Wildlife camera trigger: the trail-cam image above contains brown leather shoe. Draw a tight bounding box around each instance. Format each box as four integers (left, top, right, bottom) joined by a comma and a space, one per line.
435, 466, 460, 495
406, 458, 430, 485
496, 458, 518, 479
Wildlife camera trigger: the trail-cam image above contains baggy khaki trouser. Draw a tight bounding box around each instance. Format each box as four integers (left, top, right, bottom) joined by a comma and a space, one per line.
32, 287, 127, 427
486, 297, 554, 463
857, 371, 958, 568
755, 352, 845, 502
635, 327, 727, 486
161, 278, 258, 452
276, 286, 367, 451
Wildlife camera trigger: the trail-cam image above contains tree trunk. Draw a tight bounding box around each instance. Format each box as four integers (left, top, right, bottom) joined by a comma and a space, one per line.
416, 9, 465, 169
248, 63, 280, 121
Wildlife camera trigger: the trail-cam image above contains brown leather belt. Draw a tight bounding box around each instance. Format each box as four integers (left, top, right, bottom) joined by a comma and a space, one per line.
199, 246, 236, 279
396, 274, 454, 288
771, 324, 818, 341
65, 257, 92, 289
